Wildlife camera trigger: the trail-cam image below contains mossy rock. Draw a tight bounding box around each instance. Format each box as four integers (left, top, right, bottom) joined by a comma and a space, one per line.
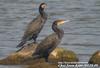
89, 50, 100, 65
0, 43, 37, 65
0, 43, 78, 65
26, 61, 57, 68
26, 47, 78, 68
48, 47, 79, 63
25, 59, 58, 68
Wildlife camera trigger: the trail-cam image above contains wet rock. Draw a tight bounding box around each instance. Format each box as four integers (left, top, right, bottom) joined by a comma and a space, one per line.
89, 50, 100, 65
49, 47, 79, 63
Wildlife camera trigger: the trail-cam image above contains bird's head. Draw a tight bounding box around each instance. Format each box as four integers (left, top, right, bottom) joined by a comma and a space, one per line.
54, 19, 70, 26
39, 3, 47, 10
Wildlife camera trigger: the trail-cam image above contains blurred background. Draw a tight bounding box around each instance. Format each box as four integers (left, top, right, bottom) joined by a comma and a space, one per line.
0, 0, 100, 67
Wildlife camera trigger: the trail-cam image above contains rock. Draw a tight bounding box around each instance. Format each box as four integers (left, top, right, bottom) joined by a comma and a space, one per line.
21, 57, 57, 68
26, 62, 57, 68
0, 43, 78, 65
0, 43, 37, 65
48, 47, 79, 63
89, 50, 100, 65
26, 47, 78, 68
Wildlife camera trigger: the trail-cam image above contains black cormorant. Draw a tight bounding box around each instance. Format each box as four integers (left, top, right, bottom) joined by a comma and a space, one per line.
32, 19, 70, 62
17, 3, 47, 47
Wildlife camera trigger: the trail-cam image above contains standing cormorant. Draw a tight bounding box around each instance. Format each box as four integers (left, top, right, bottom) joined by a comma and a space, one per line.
32, 19, 70, 62
17, 3, 47, 47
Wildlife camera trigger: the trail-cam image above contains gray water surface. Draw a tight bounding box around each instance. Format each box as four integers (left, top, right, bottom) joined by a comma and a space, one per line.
0, 0, 100, 68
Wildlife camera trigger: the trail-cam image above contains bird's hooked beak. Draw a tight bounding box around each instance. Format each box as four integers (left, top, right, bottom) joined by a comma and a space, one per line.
57, 20, 70, 25
63, 20, 70, 23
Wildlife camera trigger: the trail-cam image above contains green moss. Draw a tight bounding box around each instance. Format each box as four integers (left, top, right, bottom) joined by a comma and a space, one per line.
48, 48, 79, 63
26, 62, 57, 68
0, 44, 78, 65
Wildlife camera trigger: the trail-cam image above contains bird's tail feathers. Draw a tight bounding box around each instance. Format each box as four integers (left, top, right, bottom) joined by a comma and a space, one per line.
16, 46, 24, 52
16, 40, 26, 48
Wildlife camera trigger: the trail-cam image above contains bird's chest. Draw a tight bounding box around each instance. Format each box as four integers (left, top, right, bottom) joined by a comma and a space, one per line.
42, 36, 59, 50
30, 19, 44, 32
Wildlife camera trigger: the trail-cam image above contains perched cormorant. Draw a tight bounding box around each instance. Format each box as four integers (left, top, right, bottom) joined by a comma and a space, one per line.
17, 3, 47, 47
32, 19, 70, 62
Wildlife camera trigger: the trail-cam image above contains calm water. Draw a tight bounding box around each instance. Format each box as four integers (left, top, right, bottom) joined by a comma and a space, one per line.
0, 0, 100, 67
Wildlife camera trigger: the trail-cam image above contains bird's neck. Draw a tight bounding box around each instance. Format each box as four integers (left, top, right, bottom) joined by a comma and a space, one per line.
39, 8, 46, 18
52, 24, 64, 39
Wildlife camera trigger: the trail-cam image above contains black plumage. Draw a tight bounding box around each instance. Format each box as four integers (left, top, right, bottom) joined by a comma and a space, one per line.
17, 3, 47, 47
32, 19, 69, 62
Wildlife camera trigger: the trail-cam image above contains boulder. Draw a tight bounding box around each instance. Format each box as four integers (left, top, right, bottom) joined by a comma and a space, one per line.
48, 47, 78, 63
89, 50, 100, 65
0, 43, 37, 65
0, 43, 78, 65
26, 61, 57, 68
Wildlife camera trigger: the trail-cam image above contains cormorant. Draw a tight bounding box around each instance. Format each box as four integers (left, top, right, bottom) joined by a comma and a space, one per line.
32, 19, 70, 62
17, 3, 47, 47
